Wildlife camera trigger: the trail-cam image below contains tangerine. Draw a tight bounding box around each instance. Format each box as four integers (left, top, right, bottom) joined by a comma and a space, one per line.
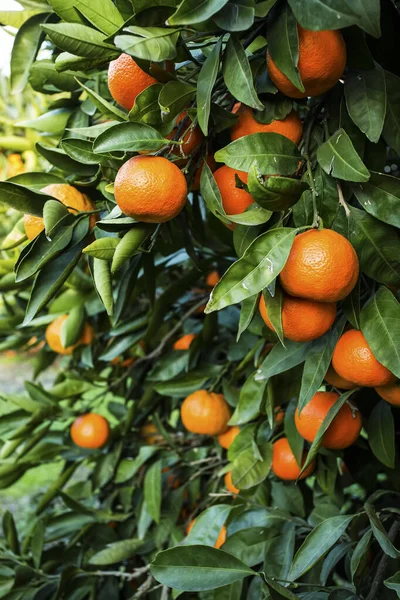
71, 413, 110, 449
218, 425, 240, 449
140, 422, 163, 445
214, 165, 253, 216
224, 471, 239, 495
324, 364, 357, 390
114, 156, 187, 223
272, 437, 315, 480
375, 383, 400, 407
206, 270, 220, 288
295, 391, 362, 449
173, 333, 197, 351
45, 315, 93, 355
231, 103, 303, 144
108, 53, 157, 110
181, 389, 231, 435
280, 229, 359, 302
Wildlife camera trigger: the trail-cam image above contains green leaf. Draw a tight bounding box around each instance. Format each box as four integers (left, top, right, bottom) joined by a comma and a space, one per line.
0, 181, 51, 216
257, 340, 310, 380
197, 38, 222, 135
17, 108, 73, 135
385, 572, 400, 596
93, 257, 114, 316
83, 237, 120, 260
3, 511, 20, 554
168, 0, 229, 25
350, 529, 373, 584
255, 0, 277, 17
345, 63, 386, 143
144, 461, 162, 523
237, 294, 259, 340
214, 0, 255, 32
60, 305, 85, 348
229, 372, 267, 425
349, 206, 400, 286
287, 0, 359, 30
111, 225, 155, 273
247, 166, 308, 211
36, 143, 98, 176
43, 200, 69, 235
232, 442, 272, 489
317, 128, 370, 183
215, 133, 302, 175
206, 228, 296, 312
11, 12, 49, 94
62, 138, 118, 166
59, 0, 124, 35
364, 502, 400, 558
93, 122, 168, 153
76, 80, 126, 121
264, 577, 298, 600
129, 83, 164, 126
298, 316, 346, 413
158, 81, 196, 121
41, 23, 117, 59
222, 36, 263, 111
284, 400, 304, 467
31, 521, 45, 569
383, 71, 400, 156
267, 4, 304, 93
288, 515, 355, 581
115, 26, 180, 61
223, 528, 274, 568
233, 225, 262, 258
352, 171, 400, 229
89, 539, 143, 565
0, 9, 43, 28
151, 545, 255, 591
263, 286, 284, 345
185, 505, 232, 546
368, 401, 395, 468
350, 0, 381, 38
360, 287, 400, 380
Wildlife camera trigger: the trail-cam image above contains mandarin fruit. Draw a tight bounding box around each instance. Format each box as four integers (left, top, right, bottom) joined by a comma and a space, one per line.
375, 383, 400, 407
167, 111, 203, 159
332, 330, 396, 387
206, 270, 220, 287
114, 156, 187, 223
224, 471, 239, 495
280, 229, 359, 302
181, 389, 231, 435
214, 165, 253, 215
140, 422, 163, 445
295, 391, 362, 449
324, 364, 357, 390
272, 437, 315, 481
231, 103, 303, 144
173, 333, 197, 350
71, 413, 110, 449
45, 315, 93, 355
267, 26, 346, 98
108, 53, 157, 110
259, 293, 336, 342
218, 425, 240, 449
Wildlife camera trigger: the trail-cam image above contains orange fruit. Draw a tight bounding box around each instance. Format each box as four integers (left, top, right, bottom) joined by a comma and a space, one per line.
218, 425, 240, 449
206, 270, 220, 288
173, 333, 197, 350
108, 53, 157, 110
181, 389, 231, 435
114, 156, 187, 223
224, 471, 239, 495
275, 406, 285, 426
267, 26, 346, 98
6, 153, 25, 177
332, 330, 397, 387
192, 154, 217, 191
375, 383, 400, 407
111, 356, 136, 367
295, 391, 362, 449
186, 519, 226, 549
324, 364, 357, 390
24, 183, 96, 240
70, 413, 110, 449
167, 112, 203, 160
231, 103, 303, 144
214, 165, 253, 216
280, 229, 359, 302
45, 315, 93, 355
272, 437, 315, 481
140, 422, 163, 445
260, 293, 336, 342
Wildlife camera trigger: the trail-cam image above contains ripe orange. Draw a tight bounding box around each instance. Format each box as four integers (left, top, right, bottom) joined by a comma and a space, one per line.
231, 103, 303, 144
267, 26, 346, 98
111, 356, 136, 367
259, 293, 336, 342
181, 389, 231, 435
167, 112, 203, 159
280, 229, 359, 302
140, 422, 163, 445
70, 413, 110, 449
45, 315, 93, 355
213, 165, 253, 215
272, 437, 315, 481
224, 471, 239, 495
108, 53, 157, 110
24, 183, 96, 240
324, 364, 357, 390
6, 153, 25, 177
114, 156, 187, 223
275, 406, 285, 426
206, 270, 220, 288
192, 154, 217, 191
186, 519, 226, 549
218, 425, 240, 449
295, 391, 362, 449
173, 333, 197, 350
375, 383, 400, 407
332, 330, 397, 387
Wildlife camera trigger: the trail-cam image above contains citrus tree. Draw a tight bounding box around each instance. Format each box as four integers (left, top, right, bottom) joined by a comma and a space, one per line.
0, 0, 400, 598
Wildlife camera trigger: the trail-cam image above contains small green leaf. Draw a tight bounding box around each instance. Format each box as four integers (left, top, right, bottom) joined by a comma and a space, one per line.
222, 36, 263, 111
60, 305, 85, 349
144, 460, 162, 523
83, 237, 120, 260
11, 12, 49, 94
89, 539, 143, 566
111, 225, 155, 273
197, 38, 222, 135
168, 0, 229, 25
232, 442, 272, 489
368, 401, 395, 468
267, 5, 304, 93
93, 257, 114, 316
317, 128, 370, 182
345, 63, 386, 143
115, 26, 180, 61
42, 22, 117, 59
43, 200, 69, 235
352, 171, 400, 229
93, 122, 168, 153
364, 502, 400, 558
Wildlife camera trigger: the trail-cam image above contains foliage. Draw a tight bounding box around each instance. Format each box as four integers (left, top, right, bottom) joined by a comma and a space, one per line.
0, 0, 399, 599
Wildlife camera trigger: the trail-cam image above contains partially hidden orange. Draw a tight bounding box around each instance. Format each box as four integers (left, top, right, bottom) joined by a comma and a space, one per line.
231, 103, 303, 144
45, 315, 93, 355
218, 425, 240, 449
272, 437, 315, 481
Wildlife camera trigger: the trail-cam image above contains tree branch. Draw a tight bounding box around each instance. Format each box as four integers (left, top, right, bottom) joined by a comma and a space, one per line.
366, 520, 400, 600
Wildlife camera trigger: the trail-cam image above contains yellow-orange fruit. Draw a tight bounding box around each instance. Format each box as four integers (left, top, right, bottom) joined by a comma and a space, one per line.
231, 103, 303, 144
272, 437, 315, 480
173, 333, 197, 350
71, 413, 110, 449
140, 422, 162, 445
218, 426, 240, 449
45, 315, 93, 355
108, 53, 157, 110
375, 383, 400, 407
324, 364, 357, 390
224, 471, 239, 495
181, 389, 231, 435
214, 165, 253, 216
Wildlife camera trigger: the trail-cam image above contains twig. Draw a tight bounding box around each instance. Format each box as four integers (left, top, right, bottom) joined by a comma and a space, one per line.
337, 182, 351, 217
366, 520, 400, 600
80, 564, 150, 581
